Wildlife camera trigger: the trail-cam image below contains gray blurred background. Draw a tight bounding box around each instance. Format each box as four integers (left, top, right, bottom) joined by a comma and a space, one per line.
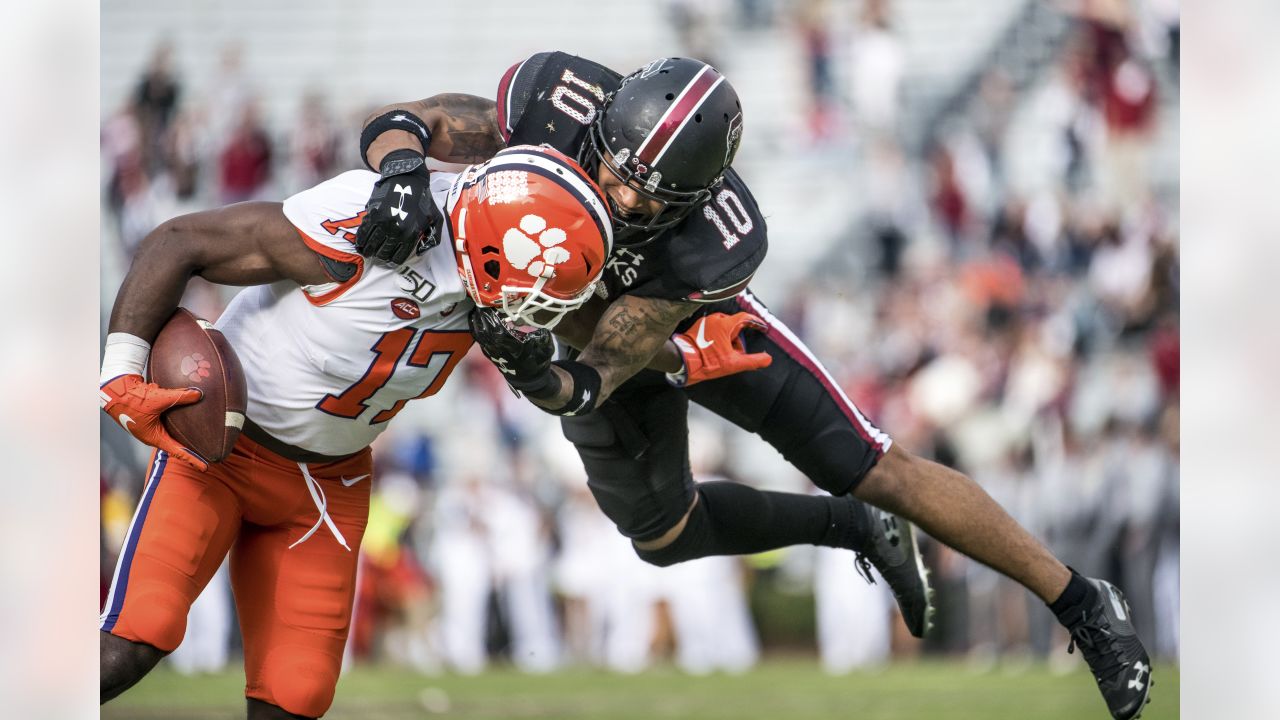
99, 0, 1179, 679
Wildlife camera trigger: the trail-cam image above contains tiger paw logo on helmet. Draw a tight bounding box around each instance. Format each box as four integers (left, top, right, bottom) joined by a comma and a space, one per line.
503, 214, 571, 278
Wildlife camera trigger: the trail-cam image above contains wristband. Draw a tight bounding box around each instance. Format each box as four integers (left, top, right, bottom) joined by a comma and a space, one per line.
379, 148, 427, 179
541, 360, 602, 417
100, 332, 151, 385
361, 110, 433, 170
510, 360, 602, 416
508, 366, 562, 400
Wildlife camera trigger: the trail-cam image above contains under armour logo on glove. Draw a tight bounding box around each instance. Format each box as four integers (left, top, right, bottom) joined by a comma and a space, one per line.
391, 184, 412, 222
355, 149, 442, 265
503, 214, 571, 278
492, 357, 514, 375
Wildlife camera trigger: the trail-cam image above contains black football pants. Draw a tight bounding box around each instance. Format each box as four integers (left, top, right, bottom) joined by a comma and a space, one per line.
560, 290, 892, 542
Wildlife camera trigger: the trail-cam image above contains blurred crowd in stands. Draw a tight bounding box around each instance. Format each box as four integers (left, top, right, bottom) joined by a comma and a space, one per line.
101, 0, 1178, 678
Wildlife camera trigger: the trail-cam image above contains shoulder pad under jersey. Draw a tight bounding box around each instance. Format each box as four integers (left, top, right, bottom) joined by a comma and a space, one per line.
627, 169, 767, 303
498, 51, 621, 159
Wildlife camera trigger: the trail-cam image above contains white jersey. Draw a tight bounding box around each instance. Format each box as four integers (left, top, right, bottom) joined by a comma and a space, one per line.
216, 170, 474, 456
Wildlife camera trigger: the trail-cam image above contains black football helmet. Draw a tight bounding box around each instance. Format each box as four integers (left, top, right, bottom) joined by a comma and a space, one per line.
583, 57, 744, 246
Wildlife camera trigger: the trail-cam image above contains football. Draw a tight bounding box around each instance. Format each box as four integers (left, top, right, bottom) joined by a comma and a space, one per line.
148, 307, 248, 463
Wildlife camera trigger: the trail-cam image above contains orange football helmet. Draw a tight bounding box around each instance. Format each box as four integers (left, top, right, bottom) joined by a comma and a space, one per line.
446, 144, 613, 329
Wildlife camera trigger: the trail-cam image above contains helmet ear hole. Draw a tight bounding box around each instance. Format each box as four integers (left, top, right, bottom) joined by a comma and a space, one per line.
483, 259, 502, 280
665, 93, 675, 100
481, 245, 500, 255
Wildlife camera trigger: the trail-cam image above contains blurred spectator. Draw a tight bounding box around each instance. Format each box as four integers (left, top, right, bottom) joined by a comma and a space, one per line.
815, 539, 892, 672
350, 470, 435, 670
287, 91, 340, 194
797, 0, 838, 141
1072, 1, 1158, 215
846, 0, 904, 140
1087, 215, 1153, 324
657, 551, 760, 674
665, 0, 727, 69
102, 102, 143, 216
971, 69, 1015, 185
133, 41, 182, 172
204, 42, 253, 150
929, 144, 970, 248
990, 197, 1044, 273
218, 101, 273, 203
861, 138, 914, 278
431, 474, 561, 674
734, 0, 772, 30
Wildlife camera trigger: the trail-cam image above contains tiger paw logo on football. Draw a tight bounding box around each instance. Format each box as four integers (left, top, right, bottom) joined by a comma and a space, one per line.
503, 214, 570, 278
180, 353, 213, 383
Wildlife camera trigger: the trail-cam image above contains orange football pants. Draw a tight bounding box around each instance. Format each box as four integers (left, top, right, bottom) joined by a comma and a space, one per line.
100, 434, 371, 718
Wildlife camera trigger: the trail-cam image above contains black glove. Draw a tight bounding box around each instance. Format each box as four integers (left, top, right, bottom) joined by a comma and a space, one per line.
468, 307, 556, 388
354, 149, 443, 265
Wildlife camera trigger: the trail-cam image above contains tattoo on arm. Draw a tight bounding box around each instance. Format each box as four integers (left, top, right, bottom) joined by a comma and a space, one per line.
578, 296, 695, 399
552, 295, 609, 352
421, 94, 503, 164
607, 307, 641, 337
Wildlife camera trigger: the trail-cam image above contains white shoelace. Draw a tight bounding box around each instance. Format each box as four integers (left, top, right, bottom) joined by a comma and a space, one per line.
289, 462, 351, 551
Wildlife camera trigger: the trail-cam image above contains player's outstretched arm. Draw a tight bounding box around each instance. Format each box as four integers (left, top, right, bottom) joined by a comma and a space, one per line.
102, 203, 334, 469
355, 94, 504, 266
361, 94, 503, 169
576, 294, 693, 396
553, 298, 772, 385
109, 202, 330, 341
471, 295, 693, 417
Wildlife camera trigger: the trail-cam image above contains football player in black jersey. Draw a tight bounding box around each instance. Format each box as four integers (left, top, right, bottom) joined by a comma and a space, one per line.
355, 54, 1152, 719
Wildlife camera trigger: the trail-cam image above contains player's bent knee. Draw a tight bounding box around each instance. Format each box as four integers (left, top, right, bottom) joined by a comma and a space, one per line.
856, 445, 926, 509
256, 647, 341, 719
112, 585, 190, 652
633, 495, 711, 567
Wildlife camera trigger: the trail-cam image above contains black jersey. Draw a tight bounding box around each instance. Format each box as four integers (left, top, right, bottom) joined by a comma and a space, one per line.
496, 51, 768, 305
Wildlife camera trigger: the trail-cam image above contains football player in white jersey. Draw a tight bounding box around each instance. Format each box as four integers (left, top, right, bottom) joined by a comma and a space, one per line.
98, 145, 611, 719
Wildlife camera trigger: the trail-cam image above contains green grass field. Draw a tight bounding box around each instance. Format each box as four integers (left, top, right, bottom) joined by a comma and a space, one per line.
104, 658, 1178, 719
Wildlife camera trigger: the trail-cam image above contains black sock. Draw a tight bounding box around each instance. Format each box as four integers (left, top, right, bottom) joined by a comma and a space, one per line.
695, 481, 865, 555
1048, 568, 1094, 624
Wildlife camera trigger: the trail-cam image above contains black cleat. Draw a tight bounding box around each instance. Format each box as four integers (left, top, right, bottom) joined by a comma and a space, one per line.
1062, 578, 1153, 719
852, 505, 934, 638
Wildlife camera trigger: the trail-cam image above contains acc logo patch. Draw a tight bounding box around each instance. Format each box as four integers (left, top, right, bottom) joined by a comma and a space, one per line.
503, 214, 571, 278
390, 298, 421, 320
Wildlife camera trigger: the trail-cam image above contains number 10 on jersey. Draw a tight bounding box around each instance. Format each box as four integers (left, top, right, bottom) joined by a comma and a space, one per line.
316, 328, 473, 424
